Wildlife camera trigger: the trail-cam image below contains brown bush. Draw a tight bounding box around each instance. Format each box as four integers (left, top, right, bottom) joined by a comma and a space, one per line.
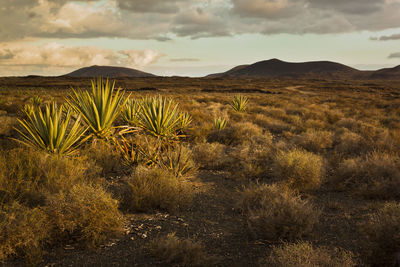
192, 142, 231, 170
265, 242, 357, 267
237, 184, 320, 241
335, 152, 400, 199
294, 129, 333, 153
120, 166, 194, 212
82, 139, 125, 177
361, 202, 400, 266
45, 182, 124, 247
149, 233, 212, 266
0, 148, 95, 207
207, 121, 263, 146
0, 202, 50, 264
0, 115, 17, 136
272, 148, 324, 191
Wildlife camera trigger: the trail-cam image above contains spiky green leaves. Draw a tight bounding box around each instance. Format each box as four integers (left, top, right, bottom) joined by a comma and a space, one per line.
231, 95, 249, 112
15, 102, 87, 155
67, 78, 127, 139
137, 96, 184, 138
121, 98, 141, 126
213, 117, 227, 130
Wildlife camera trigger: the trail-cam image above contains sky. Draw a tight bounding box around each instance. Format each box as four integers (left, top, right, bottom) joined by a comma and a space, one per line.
0, 0, 400, 77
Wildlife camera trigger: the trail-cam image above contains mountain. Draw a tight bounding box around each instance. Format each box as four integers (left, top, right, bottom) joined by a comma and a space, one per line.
64, 65, 156, 78
206, 65, 249, 78
369, 65, 400, 80
206, 59, 362, 79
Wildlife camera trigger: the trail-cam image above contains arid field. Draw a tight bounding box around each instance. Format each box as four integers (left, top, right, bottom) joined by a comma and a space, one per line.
1, 77, 400, 266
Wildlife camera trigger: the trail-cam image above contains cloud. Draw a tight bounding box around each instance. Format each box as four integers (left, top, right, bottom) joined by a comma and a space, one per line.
117, 0, 184, 13
0, 42, 163, 75
1, 0, 400, 41
370, 33, 400, 41
388, 52, 400, 58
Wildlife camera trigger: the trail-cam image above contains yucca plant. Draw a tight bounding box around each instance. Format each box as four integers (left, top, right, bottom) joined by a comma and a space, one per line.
14, 102, 87, 155
230, 95, 249, 112
66, 77, 128, 139
31, 96, 43, 108
213, 117, 227, 130
137, 96, 182, 138
121, 98, 141, 126
177, 112, 192, 133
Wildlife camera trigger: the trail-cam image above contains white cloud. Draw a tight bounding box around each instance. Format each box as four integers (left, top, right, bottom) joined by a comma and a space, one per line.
0, 42, 163, 75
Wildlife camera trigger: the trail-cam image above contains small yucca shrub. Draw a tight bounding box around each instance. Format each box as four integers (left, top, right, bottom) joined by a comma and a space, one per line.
177, 112, 192, 134
15, 102, 87, 155
121, 98, 141, 126
137, 96, 182, 138
213, 117, 227, 130
31, 96, 43, 108
67, 77, 127, 139
230, 95, 249, 112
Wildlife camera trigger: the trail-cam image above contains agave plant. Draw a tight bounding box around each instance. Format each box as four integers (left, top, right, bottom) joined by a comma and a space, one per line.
121, 98, 141, 126
176, 112, 192, 133
31, 96, 43, 108
66, 77, 127, 139
15, 102, 87, 155
213, 117, 227, 130
230, 95, 249, 112
137, 95, 182, 138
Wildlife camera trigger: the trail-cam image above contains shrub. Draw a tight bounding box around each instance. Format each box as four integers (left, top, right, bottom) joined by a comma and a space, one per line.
207, 122, 263, 146
120, 166, 194, 212
149, 233, 211, 266
237, 184, 320, 241
67, 77, 127, 139
0, 202, 50, 264
82, 139, 124, 177
0, 148, 92, 207
273, 149, 324, 191
294, 129, 333, 153
334, 129, 366, 156
192, 142, 231, 170
265, 242, 357, 267
158, 144, 197, 178
15, 102, 87, 155
0, 115, 17, 136
45, 182, 124, 247
228, 134, 273, 180
335, 152, 400, 199
362, 202, 400, 266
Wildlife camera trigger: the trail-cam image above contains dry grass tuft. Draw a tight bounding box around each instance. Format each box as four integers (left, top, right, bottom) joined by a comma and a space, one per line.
45, 182, 124, 247
0, 202, 50, 264
264, 242, 357, 267
120, 166, 194, 212
361, 202, 400, 266
335, 151, 400, 199
272, 148, 324, 191
237, 183, 320, 241
149, 233, 212, 266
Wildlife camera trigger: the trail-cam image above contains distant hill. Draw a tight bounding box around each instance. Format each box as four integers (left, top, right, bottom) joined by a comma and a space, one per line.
206, 59, 361, 79
370, 65, 400, 80
64, 65, 156, 78
206, 65, 249, 78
